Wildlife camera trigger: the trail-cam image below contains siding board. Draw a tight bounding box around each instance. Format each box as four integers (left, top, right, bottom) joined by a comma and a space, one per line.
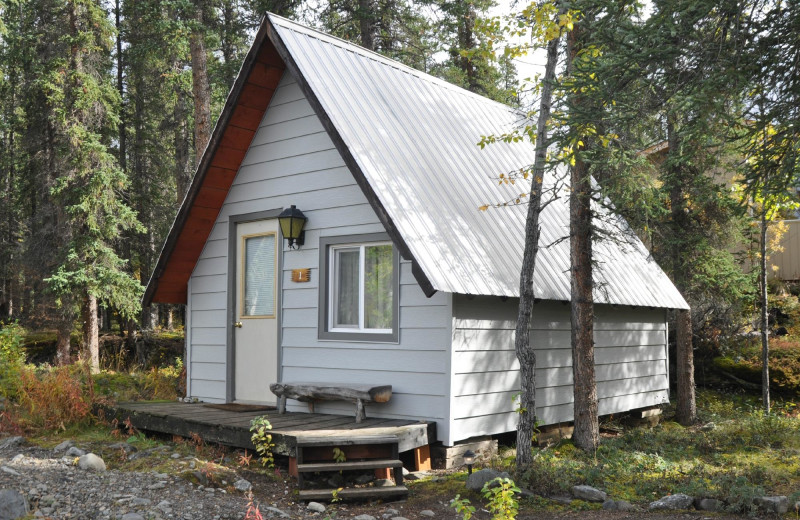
449, 294, 668, 443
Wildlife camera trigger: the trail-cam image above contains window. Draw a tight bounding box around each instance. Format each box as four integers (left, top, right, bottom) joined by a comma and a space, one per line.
319, 234, 399, 342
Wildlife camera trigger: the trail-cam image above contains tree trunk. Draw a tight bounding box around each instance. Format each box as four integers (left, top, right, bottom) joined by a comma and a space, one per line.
56, 320, 72, 366
126, 317, 137, 353
357, 0, 375, 50
189, 9, 211, 168
174, 82, 191, 205
760, 209, 770, 413
567, 24, 598, 453
675, 309, 696, 423
166, 306, 174, 330
514, 32, 560, 471
667, 118, 697, 425
83, 293, 100, 373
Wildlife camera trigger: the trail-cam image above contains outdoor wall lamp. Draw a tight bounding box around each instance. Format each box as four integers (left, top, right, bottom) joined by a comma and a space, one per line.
278, 205, 307, 249
463, 449, 476, 475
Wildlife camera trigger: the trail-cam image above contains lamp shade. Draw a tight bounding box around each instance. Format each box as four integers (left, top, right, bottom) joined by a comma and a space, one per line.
278, 205, 307, 247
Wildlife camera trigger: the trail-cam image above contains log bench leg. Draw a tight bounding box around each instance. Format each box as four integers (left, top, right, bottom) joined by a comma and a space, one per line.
278, 396, 286, 414
356, 399, 365, 423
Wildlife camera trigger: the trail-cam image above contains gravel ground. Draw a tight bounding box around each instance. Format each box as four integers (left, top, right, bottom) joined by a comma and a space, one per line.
0, 435, 763, 520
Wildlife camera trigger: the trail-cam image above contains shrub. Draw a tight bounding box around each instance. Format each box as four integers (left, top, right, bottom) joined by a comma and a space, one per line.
0, 322, 26, 400
15, 365, 93, 430
250, 416, 275, 468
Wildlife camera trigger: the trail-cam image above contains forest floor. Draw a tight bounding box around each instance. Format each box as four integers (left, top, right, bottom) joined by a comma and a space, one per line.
2, 328, 800, 518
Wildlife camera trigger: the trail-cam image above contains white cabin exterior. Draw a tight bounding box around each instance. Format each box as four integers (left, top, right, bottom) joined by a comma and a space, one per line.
148, 14, 684, 448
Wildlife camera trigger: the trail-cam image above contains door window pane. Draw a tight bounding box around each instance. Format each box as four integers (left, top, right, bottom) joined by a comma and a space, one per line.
243, 234, 275, 316
364, 244, 393, 330
333, 248, 359, 327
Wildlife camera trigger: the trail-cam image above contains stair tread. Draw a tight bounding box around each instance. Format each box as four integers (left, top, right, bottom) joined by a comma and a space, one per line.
298, 459, 403, 472
296, 435, 399, 447
299, 486, 408, 501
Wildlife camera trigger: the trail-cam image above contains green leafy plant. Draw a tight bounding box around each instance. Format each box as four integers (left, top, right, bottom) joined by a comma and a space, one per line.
451, 478, 520, 520
483, 478, 520, 520
451, 494, 477, 520
332, 447, 346, 463
250, 416, 275, 468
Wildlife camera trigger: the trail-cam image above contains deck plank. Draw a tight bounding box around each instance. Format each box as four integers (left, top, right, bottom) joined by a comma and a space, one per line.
99, 402, 434, 457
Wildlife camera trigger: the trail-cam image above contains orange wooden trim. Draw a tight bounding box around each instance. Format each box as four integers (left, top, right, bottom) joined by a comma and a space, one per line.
247, 63, 284, 88
230, 104, 266, 130
374, 468, 391, 480
211, 145, 248, 171
194, 186, 229, 209
203, 166, 238, 190
289, 457, 298, 478
220, 125, 257, 152
413, 445, 431, 471
238, 84, 275, 111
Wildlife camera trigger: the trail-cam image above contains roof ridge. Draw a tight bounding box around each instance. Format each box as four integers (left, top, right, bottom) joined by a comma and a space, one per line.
267, 12, 525, 117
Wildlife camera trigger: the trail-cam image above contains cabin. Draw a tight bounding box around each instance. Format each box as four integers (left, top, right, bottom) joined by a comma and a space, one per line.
144, 13, 689, 451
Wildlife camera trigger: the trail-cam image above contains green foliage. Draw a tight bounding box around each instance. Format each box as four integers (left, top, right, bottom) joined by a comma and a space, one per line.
332, 447, 346, 463
451, 478, 520, 520
518, 390, 800, 509
249, 415, 275, 468
0, 322, 26, 399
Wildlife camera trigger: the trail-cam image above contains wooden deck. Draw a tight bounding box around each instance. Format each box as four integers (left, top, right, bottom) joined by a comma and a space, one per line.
100, 402, 436, 457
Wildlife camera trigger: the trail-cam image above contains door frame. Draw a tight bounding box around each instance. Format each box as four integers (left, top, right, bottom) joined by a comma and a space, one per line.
226, 209, 284, 403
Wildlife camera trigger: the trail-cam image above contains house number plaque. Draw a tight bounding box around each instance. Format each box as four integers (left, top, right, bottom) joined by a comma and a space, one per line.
291, 268, 311, 283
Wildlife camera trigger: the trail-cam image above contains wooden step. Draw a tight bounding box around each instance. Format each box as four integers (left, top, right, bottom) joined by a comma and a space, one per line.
296, 435, 399, 447
298, 485, 408, 501
298, 458, 403, 473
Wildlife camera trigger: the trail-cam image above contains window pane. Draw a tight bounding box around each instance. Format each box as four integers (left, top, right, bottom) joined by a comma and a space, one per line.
364, 244, 393, 330
244, 234, 275, 316
334, 248, 359, 327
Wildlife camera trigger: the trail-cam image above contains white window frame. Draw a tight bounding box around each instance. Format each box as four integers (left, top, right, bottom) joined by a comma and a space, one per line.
328, 241, 393, 334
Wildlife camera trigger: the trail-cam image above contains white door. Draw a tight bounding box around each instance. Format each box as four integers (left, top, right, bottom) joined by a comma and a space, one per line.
234, 219, 279, 404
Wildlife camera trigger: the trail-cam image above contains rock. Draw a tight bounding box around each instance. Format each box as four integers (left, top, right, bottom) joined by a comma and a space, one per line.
549, 495, 573, 505
572, 485, 607, 503
170, 453, 181, 459
0, 467, 19, 477
420, 510, 435, 517
0, 489, 29, 520
754, 496, 789, 514
405, 472, 426, 481
374, 479, 394, 487
307, 502, 326, 513
156, 500, 172, 513
326, 474, 345, 488
77, 453, 106, 472
353, 515, 376, 520
9, 455, 22, 464
147, 481, 167, 490
108, 442, 136, 454
384, 509, 399, 516
234, 479, 252, 492
695, 498, 723, 511
465, 469, 512, 491
700, 422, 716, 432
130, 497, 152, 506
0, 437, 24, 450
649, 494, 694, 510
603, 500, 636, 511
795, 501, 800, 513
121, 514, 145, 520
390, 517, 409, 520
355, 474, 374, 485
53, 440, 74, 453
264, 506, 290, 518
402, 467, 409, 476
65, 446, 86, 457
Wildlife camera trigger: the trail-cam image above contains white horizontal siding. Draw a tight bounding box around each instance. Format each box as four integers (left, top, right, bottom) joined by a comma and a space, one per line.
449, 295, 669, 443
188, 74, 452, 435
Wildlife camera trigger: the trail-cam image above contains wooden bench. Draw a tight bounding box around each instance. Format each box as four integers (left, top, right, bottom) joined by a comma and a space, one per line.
269, 382, 392, 423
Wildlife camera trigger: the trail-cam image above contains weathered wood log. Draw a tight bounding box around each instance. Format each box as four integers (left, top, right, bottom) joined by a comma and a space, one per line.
270, 382, 392, 423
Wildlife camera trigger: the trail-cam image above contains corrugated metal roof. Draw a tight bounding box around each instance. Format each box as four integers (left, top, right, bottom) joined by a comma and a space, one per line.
269, 14, 689, 310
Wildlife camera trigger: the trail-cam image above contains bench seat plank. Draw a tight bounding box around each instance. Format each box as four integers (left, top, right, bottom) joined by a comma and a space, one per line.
269, 382, 393, 423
